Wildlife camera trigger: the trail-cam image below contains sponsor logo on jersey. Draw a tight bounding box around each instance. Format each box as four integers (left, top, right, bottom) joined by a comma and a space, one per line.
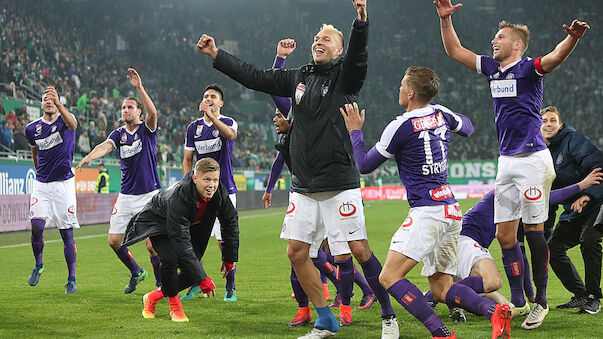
444, 204, 463, 220
402, 291, 416, 305
523, 186, 543, 201
195, 125, 203, 137
35, 131, 64, 150
338, 201, 357, 217
194, 137, 222, 155
412, 112, 445, 132
120, 139, 143, 159
430, 184, 454, 201
490, 79, 517, 98
212, 129, 219, 138
295, 82, 306, 105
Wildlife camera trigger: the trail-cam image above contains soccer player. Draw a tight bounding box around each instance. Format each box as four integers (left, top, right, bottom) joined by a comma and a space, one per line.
122, 158, 238, 322
434, 0, 590, 329
541, 106, 603, 314
341, 66, 512, 339
424, 169, 603, 320
180, 84, 239, 302
76, 68, 162, 294
26, 85, 79, 294
265, 40, 376, 327
197, 2, 401, 338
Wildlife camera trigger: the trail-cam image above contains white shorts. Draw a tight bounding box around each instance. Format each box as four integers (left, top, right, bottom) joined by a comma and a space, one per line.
280, 188, 367, 258
456, 235, 493, 280
211, 194, 237, 241
494, 149, 555, 224
109, 190, 159, 234
29, 177, 79, 229
389, 203, 462, 277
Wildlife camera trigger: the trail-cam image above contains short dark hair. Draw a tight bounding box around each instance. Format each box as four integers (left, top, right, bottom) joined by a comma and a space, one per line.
404, 66, 440, 104
203, 84, 224, 101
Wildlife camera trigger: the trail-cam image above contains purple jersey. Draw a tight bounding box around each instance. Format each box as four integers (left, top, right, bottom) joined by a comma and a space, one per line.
461, 185, 580, 248
375, 105, 472, 207
477, 56, 548, 156
107, 122, 161, 195
25, 114, 76, 183
184, 116, 238, 194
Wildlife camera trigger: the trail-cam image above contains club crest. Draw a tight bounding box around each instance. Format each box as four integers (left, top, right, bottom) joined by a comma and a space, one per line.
121, 132, 127, 143
295, 83, 306, 105
195, 125, 203, 137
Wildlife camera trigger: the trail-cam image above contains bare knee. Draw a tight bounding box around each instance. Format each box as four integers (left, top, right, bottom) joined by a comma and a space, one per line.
108, 238, 121, 251
482, 274, 503, 292
287, 245, 308, 266
349, 240, 371, 263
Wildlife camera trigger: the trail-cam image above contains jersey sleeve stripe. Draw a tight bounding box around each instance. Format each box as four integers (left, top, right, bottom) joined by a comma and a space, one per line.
533, 56, 546, 76
476, 55, 483, 74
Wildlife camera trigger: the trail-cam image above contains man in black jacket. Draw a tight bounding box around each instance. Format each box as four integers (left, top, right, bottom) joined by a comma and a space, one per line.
122, 158, 239, 322
541, 106, 603, 315
197, 2, 399, 338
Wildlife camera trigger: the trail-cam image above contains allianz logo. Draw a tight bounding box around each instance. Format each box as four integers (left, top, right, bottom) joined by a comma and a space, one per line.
490, 79, 517, 98
121, 139, 143, 159
0, 168, 36, 194
35, 131, 63, 150
195, 138, 222, 154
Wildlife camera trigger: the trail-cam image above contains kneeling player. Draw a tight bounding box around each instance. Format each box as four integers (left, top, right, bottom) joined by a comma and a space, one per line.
121, 158, 239, 322
341, 66, 511, 339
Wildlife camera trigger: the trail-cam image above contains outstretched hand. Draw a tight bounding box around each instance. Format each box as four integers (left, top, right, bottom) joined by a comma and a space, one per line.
127, 68, 142, 89
571, 195, 590, 213
563, 20, 590, 39
197, 34, 219, 59
277, 39, 296, 58
353, 0, 367, 21
75, 156, 91, 173
339, 102, 365, 132
433, 0, 462, 19
578, 168, 603, 191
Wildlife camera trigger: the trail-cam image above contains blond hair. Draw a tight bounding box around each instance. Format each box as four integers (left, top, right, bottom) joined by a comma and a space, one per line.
540, 106, 562, 122
319, 24, 344, 48
194, 158, 220, 175
499, 21, 530, 54
404, 66, 440, 104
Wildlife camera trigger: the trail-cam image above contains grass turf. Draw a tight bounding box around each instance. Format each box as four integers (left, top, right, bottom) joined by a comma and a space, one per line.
0, 200, 598, 338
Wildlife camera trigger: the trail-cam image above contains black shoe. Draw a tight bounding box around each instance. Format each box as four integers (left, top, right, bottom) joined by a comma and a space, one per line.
448, 307, 467, 322
124, 269, 148, 294
556, 296, 587, 309
578, 295, 601, 315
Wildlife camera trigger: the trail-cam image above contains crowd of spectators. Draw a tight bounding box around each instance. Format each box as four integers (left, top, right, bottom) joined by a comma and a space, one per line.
1, 0, 601, 170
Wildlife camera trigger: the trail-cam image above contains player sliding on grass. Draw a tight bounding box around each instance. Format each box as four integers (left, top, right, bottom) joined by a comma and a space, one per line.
122, 158, 238, 322
341, 66, 512, 339
434, 0, 590, 329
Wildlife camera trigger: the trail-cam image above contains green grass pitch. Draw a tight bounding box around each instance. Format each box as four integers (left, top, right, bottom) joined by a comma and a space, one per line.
0, 199, 598, 338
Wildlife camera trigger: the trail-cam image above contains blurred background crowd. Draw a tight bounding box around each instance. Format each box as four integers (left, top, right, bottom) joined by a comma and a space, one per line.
1, 0, 601, 170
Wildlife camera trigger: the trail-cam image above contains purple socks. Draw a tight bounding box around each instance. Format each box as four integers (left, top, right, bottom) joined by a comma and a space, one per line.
359, 253, 395, 317
445, 283, 496, 319
59, 228, 77, 279
150, 255, 161, 287
353, 262, 374, 296
291, 266, 309, 307
30, 219, 46, 266
226, 266, 236, 290
115, 246, 142, 275
502, 242, 526, 307
334, 257, 354, 306
388, 279, 449, 337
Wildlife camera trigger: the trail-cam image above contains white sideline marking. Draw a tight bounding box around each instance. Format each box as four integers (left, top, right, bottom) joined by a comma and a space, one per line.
0, 210, 285, 249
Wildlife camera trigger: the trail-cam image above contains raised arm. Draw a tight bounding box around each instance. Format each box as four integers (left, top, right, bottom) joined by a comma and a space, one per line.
340, 102, 387, 174
46, 86, 77, 130
341, 0, 369, 94
539, 20, 590, 73
127, 68, 158, 130
434, 0, 478, 71
76, 140, 115, 171
270, 39, 295, 115
198, 34, 294, 97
